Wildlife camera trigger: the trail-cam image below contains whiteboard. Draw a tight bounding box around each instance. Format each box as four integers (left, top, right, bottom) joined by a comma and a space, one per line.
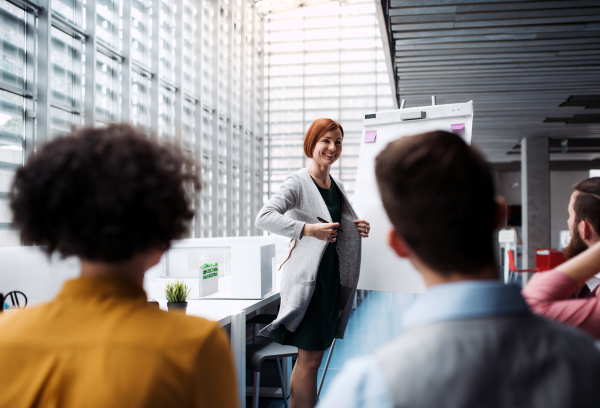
354, 101, 474, 293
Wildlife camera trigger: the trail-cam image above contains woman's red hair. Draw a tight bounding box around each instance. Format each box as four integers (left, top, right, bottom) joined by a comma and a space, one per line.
303, 118, 344, 158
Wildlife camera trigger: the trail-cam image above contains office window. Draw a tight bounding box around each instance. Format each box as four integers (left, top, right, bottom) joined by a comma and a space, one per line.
0, 0, 264, 247
218, 161, 227, 231
97, 0, 121, 49
131, 70, 152, 133
158, 87, 175, 141
1, 2, 25, 89
182, 98, 196, 153
264, 1, 394, 203
52, 0, 76, 23
0, 0, 27, 246
159, 0, 176, 82
200, 106, 214, 237
51, 28, 83, 135
200, 150, 213, 236
0, 90, 23, 246
131, 0, 152, 67
182, 0, 197, 97
201, 0, 215, 106
95, 52, 121, 124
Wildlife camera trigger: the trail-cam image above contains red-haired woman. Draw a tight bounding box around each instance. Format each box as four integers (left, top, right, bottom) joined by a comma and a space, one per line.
256, 118, 369, 407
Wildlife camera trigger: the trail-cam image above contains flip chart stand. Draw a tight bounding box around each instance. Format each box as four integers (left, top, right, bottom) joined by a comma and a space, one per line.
354, 101, 474, 293
399, 95, 437, 110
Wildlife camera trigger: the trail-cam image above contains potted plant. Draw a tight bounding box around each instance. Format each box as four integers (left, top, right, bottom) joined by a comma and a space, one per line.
164, 280, 192, 313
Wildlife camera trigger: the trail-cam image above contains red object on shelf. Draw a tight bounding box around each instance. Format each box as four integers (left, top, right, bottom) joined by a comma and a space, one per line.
535, 249, 566, 272
507, 250, 537, 273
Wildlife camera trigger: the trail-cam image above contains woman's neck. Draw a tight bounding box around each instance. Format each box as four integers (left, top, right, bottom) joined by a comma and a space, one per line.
307, 161, 331, 187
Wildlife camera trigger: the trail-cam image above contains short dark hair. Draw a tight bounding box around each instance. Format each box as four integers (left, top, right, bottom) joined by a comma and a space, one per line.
375, 131, 496, 275
573, 178, 600, 235
10, 124, 201, 262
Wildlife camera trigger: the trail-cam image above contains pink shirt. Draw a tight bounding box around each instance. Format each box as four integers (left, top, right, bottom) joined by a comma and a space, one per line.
522, 269, 600, 339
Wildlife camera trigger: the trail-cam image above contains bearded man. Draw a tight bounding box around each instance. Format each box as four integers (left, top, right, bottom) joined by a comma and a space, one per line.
522, 178, 600, 339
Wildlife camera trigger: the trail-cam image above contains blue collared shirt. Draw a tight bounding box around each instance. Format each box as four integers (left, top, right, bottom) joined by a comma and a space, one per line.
318, 280, 529, 408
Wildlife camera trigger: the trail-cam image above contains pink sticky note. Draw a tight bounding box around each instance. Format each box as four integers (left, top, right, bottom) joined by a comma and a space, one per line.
364, 130, 377, 143
451, 123, 465, 130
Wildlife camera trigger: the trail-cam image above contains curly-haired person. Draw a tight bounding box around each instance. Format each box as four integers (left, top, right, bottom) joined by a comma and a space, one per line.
0, 124, 238, 408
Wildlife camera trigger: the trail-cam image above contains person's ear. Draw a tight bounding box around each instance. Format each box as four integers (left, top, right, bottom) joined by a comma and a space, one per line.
493, 196, 507, 231
387, 229, 411, 259
587, 221, 600, 243
580, 220, 592, 241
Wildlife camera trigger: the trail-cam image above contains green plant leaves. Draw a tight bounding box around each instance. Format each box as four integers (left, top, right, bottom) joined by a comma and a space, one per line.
163, 279, 192, 303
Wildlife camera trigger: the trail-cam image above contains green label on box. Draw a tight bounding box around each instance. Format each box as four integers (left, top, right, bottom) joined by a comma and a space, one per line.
202, 267, 218, 275
200, 262, 219, 277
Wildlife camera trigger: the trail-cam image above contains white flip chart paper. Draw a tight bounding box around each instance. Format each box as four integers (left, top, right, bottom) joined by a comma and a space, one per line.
354, 101, 474, 293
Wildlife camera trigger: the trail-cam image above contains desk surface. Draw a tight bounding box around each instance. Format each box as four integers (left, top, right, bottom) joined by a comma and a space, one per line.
155, 291, 280, 326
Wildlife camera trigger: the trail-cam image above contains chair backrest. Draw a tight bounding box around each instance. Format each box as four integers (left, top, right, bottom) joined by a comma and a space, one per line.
507, 250, 517, 272
535, 248, 567, 272
4, 291, 28, 309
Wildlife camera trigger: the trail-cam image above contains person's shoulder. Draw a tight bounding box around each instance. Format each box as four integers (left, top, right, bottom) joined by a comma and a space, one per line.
376, 323, 440, 358
285, 168, 307, 182
279, 169, 310, 196
531, 313, 600, 355
0, 302, 53, 342
146, 306, 221, 336
526, 315, 600, 383
130, 306, 223, 353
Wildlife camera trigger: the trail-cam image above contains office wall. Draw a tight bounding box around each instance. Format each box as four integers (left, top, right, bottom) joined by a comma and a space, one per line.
496, 170, 589, 249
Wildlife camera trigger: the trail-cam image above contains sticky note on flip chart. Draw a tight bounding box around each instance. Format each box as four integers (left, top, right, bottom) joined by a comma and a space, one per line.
451, 123, 465, 130
364, 130, 377, 143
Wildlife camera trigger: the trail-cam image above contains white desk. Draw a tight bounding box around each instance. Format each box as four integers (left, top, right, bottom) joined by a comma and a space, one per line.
156, 291, 281, 408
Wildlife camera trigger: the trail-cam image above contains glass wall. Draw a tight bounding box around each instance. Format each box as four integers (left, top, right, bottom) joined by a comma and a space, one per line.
0, 0, 264, 246
264, 0, 394, 203
0, 0, 29, 246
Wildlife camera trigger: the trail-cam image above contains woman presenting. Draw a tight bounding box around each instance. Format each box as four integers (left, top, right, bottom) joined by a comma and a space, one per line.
256, 118, 369, 408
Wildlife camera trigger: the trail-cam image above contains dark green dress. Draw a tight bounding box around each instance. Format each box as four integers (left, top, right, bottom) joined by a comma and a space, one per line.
273, 175, 343, 350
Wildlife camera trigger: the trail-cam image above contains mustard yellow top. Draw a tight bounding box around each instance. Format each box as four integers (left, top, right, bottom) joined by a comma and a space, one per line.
0, 276, 238, 408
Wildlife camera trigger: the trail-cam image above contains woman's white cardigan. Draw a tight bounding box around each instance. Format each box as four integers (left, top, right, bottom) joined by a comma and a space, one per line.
255, 168, 362, 339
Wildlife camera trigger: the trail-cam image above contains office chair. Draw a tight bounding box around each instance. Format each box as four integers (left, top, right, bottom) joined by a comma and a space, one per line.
4, 291, 28, 309
247, 342, 297, 408
507, 250, 537, 274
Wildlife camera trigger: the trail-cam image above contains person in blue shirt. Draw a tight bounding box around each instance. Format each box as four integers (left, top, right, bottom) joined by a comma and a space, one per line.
319, 131, 600, 408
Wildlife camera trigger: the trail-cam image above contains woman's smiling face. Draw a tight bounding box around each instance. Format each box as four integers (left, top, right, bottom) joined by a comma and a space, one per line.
312, 128, 343, 166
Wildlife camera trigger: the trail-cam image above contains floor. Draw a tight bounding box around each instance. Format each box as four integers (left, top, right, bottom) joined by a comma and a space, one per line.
247, 290, 419, 407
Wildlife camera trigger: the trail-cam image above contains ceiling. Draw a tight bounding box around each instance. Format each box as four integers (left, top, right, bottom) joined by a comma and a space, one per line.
379, 0, 600, 163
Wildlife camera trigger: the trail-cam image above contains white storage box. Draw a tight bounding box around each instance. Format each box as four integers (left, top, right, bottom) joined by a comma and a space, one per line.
158, 239, 275, 299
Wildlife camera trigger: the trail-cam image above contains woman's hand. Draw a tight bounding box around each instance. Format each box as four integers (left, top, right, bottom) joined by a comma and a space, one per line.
302, 223, 340, 242
354, 219, 370, 238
